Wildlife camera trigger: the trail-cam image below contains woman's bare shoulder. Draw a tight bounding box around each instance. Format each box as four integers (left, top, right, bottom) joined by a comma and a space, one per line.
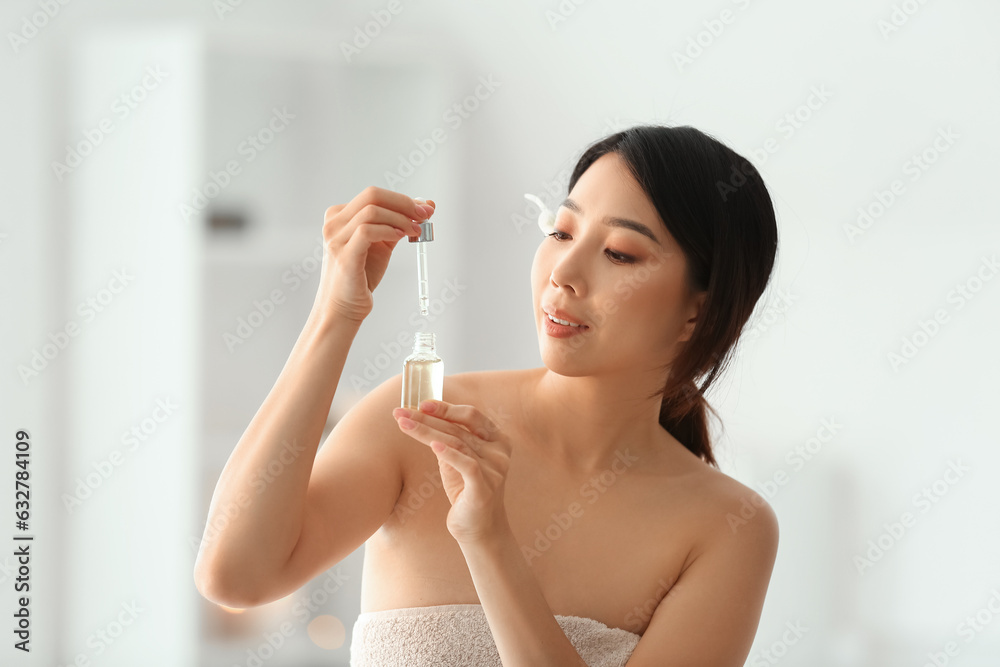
680, 461, 779, 550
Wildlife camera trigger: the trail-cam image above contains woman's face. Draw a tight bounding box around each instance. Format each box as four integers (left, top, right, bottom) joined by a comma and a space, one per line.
530, 151, 703, 378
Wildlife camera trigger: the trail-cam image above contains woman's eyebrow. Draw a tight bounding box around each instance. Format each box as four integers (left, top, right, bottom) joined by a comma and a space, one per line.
559, 197, 663, 247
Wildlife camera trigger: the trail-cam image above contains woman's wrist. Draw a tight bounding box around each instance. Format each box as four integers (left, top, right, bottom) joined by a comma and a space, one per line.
307, 310, 364, 334
305, 307, 365, 340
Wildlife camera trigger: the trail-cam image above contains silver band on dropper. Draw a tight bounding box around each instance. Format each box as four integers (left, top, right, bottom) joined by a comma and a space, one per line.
409, 196, 434, 243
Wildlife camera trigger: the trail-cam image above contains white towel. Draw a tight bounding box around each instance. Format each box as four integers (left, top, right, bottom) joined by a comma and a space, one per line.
349, 603, 641, 666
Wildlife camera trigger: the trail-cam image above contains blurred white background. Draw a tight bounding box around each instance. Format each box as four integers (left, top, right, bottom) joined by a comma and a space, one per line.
1, 0, 999, 665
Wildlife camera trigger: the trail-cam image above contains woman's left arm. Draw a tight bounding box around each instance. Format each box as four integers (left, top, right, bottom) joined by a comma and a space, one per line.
625, 490, 779, 666
393, 399, 590, 666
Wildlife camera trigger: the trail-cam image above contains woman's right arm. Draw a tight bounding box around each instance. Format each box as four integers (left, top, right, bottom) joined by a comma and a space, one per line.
193, 187, 435, 608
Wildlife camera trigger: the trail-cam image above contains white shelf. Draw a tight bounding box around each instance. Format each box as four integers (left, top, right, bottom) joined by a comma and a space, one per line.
203, 226, 324, 266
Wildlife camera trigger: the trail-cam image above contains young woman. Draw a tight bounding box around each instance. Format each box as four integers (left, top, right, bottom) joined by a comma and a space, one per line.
195, 125, 781, 666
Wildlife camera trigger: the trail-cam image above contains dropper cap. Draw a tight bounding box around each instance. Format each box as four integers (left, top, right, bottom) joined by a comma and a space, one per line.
409, 196, 434, 243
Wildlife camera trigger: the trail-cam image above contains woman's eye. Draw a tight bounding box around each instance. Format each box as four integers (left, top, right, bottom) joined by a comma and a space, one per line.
605, 250, 636, 265
546, 231, 636, 265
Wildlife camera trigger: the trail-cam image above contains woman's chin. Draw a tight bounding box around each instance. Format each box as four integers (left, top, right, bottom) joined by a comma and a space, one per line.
538, 340, 592, 370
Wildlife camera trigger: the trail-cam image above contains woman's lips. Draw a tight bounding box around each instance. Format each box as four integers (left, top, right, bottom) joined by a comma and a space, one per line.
542, 305, 588, 327
542, 312, 589, 338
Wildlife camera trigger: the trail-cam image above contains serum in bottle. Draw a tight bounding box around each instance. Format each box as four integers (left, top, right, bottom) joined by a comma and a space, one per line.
401, 332, 443, 409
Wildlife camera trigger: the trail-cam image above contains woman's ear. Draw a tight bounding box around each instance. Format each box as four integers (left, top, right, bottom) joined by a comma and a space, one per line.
678, 291, 707, 343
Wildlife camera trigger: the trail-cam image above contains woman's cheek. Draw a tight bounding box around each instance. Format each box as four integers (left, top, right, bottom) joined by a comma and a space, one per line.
530, 246, 547, 286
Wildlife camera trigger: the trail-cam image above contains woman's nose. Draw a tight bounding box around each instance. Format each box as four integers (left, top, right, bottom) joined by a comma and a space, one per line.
549, 250, 585, 295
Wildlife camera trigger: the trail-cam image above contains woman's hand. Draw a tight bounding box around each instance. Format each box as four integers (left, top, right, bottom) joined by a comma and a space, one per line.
313, 187, 435, 323
392, 400, 513, 545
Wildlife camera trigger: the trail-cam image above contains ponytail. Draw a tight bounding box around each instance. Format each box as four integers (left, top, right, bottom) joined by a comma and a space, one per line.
657, 378, 719, 468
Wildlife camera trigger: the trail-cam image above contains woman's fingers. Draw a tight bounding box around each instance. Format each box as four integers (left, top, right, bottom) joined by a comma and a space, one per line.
314, 186, 435, 323
324, 187, 433, 244
338, 186, 429, 230
392, 404, 505, 462
340, 223, 406, 272
417, 401, 497, 441
327, 202, 421, 244
393, 408, 476, 445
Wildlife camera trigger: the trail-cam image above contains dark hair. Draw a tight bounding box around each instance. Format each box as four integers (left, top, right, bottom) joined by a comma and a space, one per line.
567, 125, 778, 468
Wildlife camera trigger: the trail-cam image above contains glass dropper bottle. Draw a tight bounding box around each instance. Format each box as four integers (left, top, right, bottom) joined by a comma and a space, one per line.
401, 198, 443, 408
401, 332, 443, 409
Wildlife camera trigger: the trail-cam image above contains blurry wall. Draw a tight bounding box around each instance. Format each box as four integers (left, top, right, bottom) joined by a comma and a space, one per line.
1, 1, 999, 666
